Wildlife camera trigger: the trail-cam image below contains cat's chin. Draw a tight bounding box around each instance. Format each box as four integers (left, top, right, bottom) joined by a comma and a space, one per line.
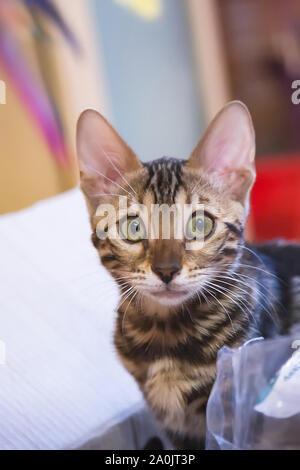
145, 289, 191, 306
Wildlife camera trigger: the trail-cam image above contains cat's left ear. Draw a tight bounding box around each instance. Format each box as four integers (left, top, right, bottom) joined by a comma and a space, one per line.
187, 101, 256, 206
76, 109, 142, 213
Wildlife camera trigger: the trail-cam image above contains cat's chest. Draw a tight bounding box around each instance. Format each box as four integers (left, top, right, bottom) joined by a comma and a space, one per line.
118, 353, 188, 414
144, 360, 187, 417
143, 360, 214, 414
116, 330, 216, 437
141, 359, 215, 436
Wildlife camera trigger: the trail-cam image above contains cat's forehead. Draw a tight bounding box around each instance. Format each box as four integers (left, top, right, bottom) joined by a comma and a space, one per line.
143, 157, 185, 204
132, 157, 220, 208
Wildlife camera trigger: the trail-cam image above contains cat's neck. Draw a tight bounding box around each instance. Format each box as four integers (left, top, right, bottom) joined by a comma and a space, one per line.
139, 296, 181, 319
118, 293, 180, 321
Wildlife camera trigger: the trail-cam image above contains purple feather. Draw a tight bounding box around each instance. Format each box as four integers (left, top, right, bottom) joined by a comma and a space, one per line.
0, 28, 69, 165
23, 0, 79, 51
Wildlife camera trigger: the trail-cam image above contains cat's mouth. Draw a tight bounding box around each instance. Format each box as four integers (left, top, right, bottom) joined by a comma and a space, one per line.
146, 286, 190, 303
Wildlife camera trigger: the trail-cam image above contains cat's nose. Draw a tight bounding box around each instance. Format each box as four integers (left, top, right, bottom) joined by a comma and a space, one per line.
151, 263, 181, 284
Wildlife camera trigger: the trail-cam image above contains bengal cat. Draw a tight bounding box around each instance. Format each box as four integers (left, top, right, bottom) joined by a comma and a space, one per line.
76, 102, 300, 449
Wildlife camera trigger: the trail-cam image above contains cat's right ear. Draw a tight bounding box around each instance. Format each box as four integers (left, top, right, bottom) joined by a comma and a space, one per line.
76, 109, 142, 213
187, 101, 256, 207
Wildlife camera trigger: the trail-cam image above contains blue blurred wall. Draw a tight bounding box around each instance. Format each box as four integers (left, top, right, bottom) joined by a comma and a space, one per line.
91, 0, 204, 161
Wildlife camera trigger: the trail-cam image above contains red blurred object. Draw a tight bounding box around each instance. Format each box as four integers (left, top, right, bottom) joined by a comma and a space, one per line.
250, 154, 300, 241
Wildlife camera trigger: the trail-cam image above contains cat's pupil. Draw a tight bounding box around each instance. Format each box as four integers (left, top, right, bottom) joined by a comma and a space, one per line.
196, 218, 204, 231
192, 216, 203, 233
131, 220, 140, 233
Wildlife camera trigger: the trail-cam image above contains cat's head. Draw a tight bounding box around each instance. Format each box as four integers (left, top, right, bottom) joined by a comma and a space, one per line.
76, 102, 255, 308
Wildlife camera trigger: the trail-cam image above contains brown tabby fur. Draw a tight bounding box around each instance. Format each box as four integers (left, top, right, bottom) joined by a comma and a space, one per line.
77, 104, 300, 449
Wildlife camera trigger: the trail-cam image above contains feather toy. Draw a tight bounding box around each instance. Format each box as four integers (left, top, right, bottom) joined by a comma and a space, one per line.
0, 0, 77, 165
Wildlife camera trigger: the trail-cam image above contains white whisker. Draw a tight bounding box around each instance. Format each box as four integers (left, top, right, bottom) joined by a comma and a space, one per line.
84, 164, 137, 202
204, 279, 256, 327
101, 149, 138, 197
121, 289, 138, 336
201, 284, 235, 333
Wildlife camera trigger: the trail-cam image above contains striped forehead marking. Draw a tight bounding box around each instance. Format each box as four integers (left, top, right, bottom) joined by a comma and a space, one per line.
144, 157, 185, 204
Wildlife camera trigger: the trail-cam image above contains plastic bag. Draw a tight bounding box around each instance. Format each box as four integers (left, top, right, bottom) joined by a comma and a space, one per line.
206, 326, 300, 450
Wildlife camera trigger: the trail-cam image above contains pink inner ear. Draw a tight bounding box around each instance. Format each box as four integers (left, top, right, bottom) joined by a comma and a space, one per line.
81, 148, 127, 197
189, 102, 256, 204
207, 138, 233, 173
77, 109, 142, 198
195, 102, 255, 174
103, 159, 124, 183
77, 110, 141, 175
202, 129, 255, 201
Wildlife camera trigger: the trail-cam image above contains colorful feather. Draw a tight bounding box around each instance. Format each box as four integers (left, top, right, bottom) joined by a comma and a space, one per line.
0, 0, 78, 165
23, 0, 79, 51
0, 27, 68, 164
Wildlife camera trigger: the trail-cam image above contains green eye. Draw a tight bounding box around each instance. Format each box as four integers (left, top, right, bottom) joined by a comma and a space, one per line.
186, 212, 214, 240
120, 216, 146, 242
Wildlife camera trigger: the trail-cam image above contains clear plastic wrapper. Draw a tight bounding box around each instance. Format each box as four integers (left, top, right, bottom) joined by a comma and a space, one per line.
206, 326, 300, 450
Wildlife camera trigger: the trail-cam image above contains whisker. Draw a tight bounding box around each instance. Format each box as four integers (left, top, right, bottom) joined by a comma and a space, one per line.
181, 303, 196, 325
117, 287, 136, 324
198, 289, 210, 307
121, 289, 138, 336
201, 284, 235, 333
119, 285, 135, 300
190, 263, 281, 326
213, 273, 280, 326
84, 164, 137, 202
222, 262, 283, 283
240, 245, 265, 264
101, 149, 138, 197
216, 276, 275, 318
204, 279, 257, 327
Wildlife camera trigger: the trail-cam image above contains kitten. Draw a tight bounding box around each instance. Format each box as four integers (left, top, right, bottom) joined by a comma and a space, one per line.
76, 102, 300, 449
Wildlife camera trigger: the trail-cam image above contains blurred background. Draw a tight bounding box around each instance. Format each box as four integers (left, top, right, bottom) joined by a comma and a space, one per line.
0, 0, 300, 240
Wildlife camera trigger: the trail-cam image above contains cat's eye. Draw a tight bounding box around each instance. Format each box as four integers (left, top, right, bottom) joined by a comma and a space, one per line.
119, 216, 146, 243
186, 212, 214, 240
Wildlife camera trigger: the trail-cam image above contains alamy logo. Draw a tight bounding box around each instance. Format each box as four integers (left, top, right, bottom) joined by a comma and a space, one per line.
292, 339, 300, 351
0, 80, 6, 104
95, 201, 209, 250
291, 80, 300, 105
